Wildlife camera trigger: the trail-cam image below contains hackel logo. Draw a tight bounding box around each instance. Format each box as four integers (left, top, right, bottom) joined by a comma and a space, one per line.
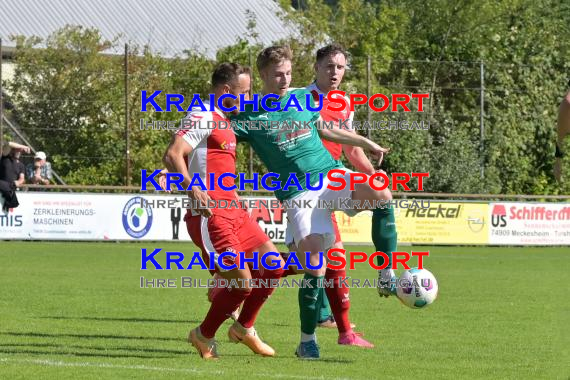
122, 197, 153, 238
491, 205, 507, 228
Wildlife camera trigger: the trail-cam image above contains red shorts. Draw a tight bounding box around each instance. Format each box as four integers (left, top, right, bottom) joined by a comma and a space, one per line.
185, 208, 269, 275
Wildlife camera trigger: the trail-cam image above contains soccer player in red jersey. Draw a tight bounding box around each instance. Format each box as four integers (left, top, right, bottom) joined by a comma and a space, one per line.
284, 44, 400, 348
163, 63, 284, 360
308, 44, 399, 301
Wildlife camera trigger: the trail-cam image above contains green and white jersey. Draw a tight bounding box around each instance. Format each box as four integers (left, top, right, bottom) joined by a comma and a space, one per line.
231, 88, 343, 200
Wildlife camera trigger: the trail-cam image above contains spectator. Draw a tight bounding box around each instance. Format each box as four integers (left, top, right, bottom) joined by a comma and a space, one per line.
0, 141, 29, 211
27, 151, 52, 185
0, 141, 28, 188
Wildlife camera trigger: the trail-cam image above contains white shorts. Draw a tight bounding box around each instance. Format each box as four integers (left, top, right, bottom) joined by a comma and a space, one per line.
284, 168, 358, 249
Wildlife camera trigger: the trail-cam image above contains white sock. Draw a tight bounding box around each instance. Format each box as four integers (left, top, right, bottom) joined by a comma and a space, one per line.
380, 269, 395, 280
301, 332, 316, 343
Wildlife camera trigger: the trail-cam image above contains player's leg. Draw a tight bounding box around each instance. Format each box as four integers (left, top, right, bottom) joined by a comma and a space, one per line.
288, 239, 333, 328
317, 286, 334, 327
228, 211, 285, 356
372, 204, 398, 297
295, 233, 328, 359
323, 216, 373, 347
341, 171, 399, 297
282, 221, 303, 277
185, 213, 253, 359
319, 215, 342, 328
288, 199, 334, 359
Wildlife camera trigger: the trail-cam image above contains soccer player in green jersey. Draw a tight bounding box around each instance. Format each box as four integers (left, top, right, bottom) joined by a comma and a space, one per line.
231, 46, 393, 359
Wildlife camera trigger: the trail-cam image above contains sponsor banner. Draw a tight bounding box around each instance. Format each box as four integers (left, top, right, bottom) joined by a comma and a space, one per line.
396, 202, 489, 245
489, 202, 570, 245
0, 193, 191, 241
2, 194, 567, 246
336, 202, 489, 245
333, 211, 372, 244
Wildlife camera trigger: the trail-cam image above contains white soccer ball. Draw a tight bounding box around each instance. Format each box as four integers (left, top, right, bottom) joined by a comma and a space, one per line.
396, 268, 438, 309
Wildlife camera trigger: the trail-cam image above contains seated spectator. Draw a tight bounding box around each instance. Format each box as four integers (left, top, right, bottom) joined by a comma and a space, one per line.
27, 151, 52, 185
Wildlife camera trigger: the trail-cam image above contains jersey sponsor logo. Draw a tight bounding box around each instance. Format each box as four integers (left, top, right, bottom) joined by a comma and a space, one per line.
220, 141, 236, 151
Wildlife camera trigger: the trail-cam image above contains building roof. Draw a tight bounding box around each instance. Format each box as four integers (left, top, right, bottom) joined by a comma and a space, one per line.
0, 0, 295, 58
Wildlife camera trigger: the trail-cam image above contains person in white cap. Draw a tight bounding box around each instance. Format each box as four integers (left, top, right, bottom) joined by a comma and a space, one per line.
26, 151, 52, 185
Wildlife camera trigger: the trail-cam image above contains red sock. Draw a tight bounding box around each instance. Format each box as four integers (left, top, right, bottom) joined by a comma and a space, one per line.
324, 268, 352, 334
200, 286, 250, 338
238, 267, 284, 328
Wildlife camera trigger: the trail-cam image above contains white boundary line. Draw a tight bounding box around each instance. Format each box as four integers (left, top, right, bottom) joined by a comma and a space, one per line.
0, 357, 355, 380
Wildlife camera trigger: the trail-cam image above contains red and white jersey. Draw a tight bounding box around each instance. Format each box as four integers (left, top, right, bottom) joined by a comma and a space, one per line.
176, 104, 237, 201
306, 82, 354, 160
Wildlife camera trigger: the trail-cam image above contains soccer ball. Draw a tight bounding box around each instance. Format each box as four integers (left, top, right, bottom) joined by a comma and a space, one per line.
396, 268, 438, 309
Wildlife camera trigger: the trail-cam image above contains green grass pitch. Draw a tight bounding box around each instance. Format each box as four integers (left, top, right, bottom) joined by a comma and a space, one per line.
0, 242, 568, 379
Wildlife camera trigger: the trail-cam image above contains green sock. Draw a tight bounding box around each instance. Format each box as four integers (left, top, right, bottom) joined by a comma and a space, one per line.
372, 207, 398, 269
318, 287, 332, 322
299, 273, 324, 335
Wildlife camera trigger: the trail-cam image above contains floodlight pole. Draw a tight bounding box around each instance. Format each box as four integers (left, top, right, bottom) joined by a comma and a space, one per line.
367, 55, 372, 139
480, 61, 485, 179
125, 43, 131, 186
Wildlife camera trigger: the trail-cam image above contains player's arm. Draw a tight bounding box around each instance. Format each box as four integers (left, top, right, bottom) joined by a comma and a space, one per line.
554, 91, 570, 181
317, 121, 388, 160
163, 131, 212, 217
15, 172, 25, 187
340, 112, 376, 175
343, 145, 376, 175
1, 141, 30, 156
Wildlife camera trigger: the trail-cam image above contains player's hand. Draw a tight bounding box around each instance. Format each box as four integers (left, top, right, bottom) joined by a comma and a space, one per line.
373, 169, 387, 187
158, 169, 170, 192
188, 188, 212, 217
363, 140, 389, 161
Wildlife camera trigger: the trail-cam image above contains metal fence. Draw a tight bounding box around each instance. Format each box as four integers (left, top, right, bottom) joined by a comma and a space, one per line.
1, 39, 566, 194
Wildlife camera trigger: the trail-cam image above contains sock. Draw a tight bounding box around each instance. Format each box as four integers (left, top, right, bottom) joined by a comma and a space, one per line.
318, 287, 332, 322
299, 273, 323, 335
372, 207, 398, 271
324, 267, 352, 333
199, 285, 250, 339
238, 267, 284, 328
301, 332, 316, 342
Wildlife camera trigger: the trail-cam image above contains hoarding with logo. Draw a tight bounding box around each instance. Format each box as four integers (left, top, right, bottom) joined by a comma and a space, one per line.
0, 193, 192, 241
489, 202, 570, 245
1, 194, 568, 245
335, 202, 489, 245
